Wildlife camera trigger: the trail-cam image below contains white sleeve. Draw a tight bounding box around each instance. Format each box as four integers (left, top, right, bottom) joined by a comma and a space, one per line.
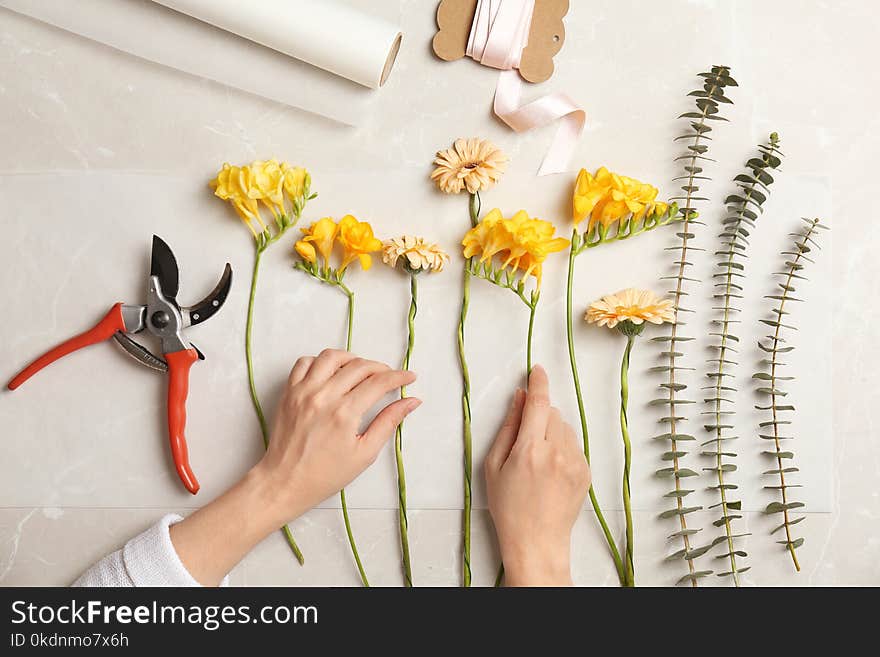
72, 514, 229, 587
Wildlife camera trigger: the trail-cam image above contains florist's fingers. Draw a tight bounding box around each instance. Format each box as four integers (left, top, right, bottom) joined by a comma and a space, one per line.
360, 397, 422, 456
545, 406, 565, 442
329, 357, 391, 394
288, 356, 315, 386
517, 364, 552, 444
347, 369, 417, 412
563, 422, 581, 455
485, 388, 525, 472
304, 348, 358, 384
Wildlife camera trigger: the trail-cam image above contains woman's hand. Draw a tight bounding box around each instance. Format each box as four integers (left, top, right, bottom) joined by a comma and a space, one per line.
170, 349, 418, 586
256, 349, 420, 523
484, 365, 590, 587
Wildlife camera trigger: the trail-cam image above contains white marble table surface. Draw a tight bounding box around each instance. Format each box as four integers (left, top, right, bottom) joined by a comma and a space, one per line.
0, 0, 876, 586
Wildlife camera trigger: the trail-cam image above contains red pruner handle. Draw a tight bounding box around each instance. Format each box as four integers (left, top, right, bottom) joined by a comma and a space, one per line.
166, 348, 200, 495
8, 303, 126, 390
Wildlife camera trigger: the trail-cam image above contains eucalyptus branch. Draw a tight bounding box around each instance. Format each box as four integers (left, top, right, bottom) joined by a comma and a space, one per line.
753, 217, 828, 571
701, 134, 783, 586
654, 65, 737, 586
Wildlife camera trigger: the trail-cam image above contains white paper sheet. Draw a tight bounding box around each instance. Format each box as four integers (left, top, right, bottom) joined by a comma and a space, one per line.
152, 0, 402, 89
0, 0, 377, 125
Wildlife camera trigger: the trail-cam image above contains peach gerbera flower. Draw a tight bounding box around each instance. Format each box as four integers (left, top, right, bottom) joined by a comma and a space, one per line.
585, 288, 675, 329
431, 138, 507, 195
382, 236, 450, 273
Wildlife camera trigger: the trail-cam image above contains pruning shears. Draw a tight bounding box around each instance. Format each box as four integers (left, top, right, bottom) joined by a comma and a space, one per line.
7, 236, 232, 495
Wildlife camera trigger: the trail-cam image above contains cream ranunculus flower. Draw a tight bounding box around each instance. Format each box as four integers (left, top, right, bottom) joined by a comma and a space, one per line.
382, 236, 450, 273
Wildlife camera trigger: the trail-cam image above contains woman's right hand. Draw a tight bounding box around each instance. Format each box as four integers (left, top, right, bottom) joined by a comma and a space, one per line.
484, 365, 590, 586
257, 349, 420, 525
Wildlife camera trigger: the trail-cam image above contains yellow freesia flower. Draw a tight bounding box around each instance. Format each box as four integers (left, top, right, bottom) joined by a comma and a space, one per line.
462, 209, 569, 286
210, 162, 238, 201
337, 215, 383, 271
572, 167, 615, 227
501, 211, 570, 282
210, 159, 312, 241
296, 217, 338, 267
462, 208, 508, 263
573, 166, 669, 231
248, 159, 286, 217
282, 163, 309, 200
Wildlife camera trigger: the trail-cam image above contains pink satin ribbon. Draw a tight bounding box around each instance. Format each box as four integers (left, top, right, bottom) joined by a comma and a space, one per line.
466, 0, 585, 176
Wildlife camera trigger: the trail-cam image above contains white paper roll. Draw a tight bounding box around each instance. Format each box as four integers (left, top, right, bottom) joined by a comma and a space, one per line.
152, 0, 402, 89
0, 0, 379, 125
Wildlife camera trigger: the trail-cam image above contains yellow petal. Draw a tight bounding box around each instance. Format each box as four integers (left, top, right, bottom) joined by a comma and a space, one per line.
295, 240, 316, 264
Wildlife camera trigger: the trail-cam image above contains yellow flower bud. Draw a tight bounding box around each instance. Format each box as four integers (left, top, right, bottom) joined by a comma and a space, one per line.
294, 240, 317, 265
297, 217, 338, 267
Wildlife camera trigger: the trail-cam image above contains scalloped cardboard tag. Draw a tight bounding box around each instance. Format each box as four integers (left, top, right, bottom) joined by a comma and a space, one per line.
432, 0, 568, 84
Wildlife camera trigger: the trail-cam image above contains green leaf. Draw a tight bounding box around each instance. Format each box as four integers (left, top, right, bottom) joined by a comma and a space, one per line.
771, 516, 806, 534
676, 571, 713, 585
765, 501, 805, 513
659, 506, 703, 519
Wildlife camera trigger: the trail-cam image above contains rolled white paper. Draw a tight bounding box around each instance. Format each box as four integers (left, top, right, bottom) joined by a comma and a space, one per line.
152, 0, 403, 89
0, 0, 377, 125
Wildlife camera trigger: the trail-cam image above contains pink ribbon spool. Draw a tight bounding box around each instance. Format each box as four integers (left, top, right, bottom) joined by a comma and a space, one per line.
465, 0, 585, 176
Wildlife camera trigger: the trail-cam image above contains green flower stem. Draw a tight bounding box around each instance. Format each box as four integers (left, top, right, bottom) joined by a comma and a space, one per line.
294, 262, 371, 585
246, 247, 270, 446
394, 274, 418, 587
337, 283, 370, 588
526, 298, 536, 374
495, 294, 539, 588
246, 244, 304, 565
565, 233, 626, 586
458, 191, 480, 587
619, 334, 636, 587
